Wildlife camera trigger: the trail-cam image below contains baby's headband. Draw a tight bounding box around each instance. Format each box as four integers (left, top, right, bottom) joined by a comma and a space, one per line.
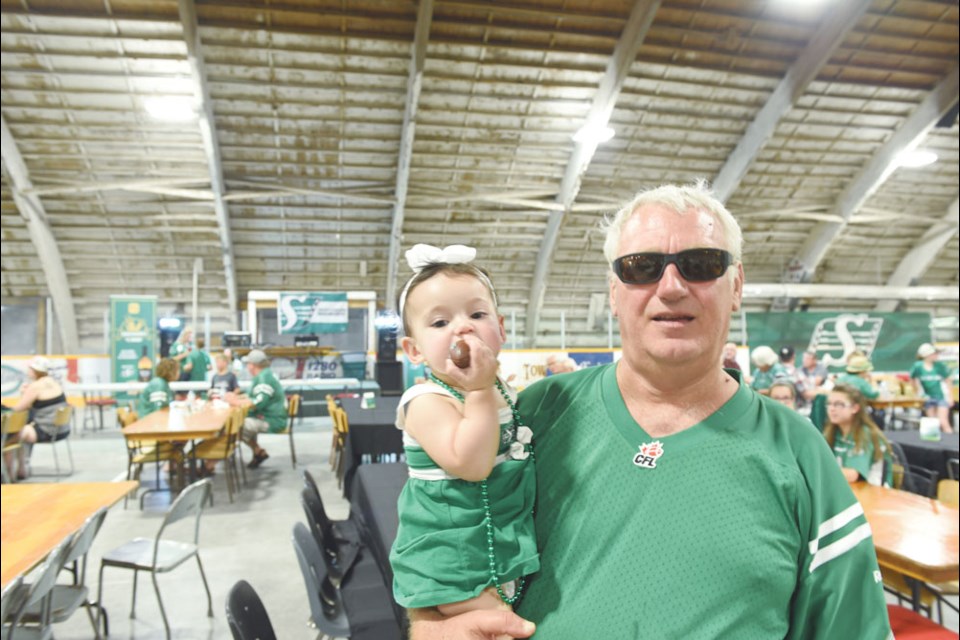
398, 244, 495, 317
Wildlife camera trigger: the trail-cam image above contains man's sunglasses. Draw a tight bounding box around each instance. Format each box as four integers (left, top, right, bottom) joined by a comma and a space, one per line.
612, 248, 734, 285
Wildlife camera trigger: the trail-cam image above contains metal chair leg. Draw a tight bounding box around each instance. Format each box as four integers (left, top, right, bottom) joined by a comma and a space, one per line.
196, 555, 213, 617
151, 570, 171, 639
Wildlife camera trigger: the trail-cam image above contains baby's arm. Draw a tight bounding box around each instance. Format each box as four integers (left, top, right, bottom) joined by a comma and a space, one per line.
405, 385, 500, 482
405, 335, 502, 482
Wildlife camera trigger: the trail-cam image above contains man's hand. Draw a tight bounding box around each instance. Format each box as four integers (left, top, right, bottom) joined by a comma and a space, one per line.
409, 608, 535, 640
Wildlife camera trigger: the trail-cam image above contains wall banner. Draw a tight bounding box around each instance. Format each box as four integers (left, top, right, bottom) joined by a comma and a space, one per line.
746, 312, 931, 372
278, 292, 349, 334
110, 295, 157, 398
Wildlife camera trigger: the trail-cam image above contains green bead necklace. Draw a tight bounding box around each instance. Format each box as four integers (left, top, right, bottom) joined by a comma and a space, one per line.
427, 373, 527, 605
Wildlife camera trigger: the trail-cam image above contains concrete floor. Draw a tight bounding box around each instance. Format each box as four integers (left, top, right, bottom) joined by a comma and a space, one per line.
9, 410, 960, 638
18, 413, 347, 639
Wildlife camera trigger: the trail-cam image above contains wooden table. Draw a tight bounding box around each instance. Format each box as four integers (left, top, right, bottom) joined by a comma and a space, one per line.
868, 397, 924, 430
123, 405, 231, 503
122, 405, 231, 443
852, 482, 959, 608
1, 481, 138, 590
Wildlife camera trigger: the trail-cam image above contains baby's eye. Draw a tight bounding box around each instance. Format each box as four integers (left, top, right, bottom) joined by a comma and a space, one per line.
430, 319, 448, 328
471, 311, 487, 320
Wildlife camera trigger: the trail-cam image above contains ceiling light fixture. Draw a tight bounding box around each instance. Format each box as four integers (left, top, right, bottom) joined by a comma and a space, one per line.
895, 149, 938, 169
573, 123, 615, 145
144, 96, 195, 122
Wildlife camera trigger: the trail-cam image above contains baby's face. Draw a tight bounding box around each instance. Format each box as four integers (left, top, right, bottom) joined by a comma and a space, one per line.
402, 272, 504, 372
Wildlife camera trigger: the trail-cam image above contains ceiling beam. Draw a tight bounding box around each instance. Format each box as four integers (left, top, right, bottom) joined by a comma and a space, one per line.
179, 0, 238, 325
385, 0, 435, 311
712, 0, 872, 202
1, 115, 80, 353
876, 197, 960, 312
524, 0, 660, 346
782, 66, 959, 295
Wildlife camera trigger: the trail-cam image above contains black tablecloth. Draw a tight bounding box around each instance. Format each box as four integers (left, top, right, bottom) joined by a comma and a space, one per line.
886, 430, 959, 481
341, 396, 404, 498
349, 463, 409, 631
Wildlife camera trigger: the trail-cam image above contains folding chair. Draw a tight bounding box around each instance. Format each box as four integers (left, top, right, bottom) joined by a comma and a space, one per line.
1, 410, 29, 483
291, 522, 351, 639
225, 580, 277, 640
96, 479, 214, 639
300, 488, 360, 588
4, 536, 73, 639
302, 469, 361, 547
191, 408, 244, 503
20, 509, 109, 638
30, 405, 75, 479
275, 394, 301, 468
330, 407, 350, 488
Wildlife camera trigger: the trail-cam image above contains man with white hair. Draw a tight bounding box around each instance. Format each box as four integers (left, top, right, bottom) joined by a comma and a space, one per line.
411, 183, 890, 639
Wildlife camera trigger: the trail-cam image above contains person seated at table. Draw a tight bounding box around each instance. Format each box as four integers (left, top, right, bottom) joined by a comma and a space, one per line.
768, 381, 798, 411
749, 345, 787, 395
835, 354, 880, 401
137, 358, 179, 418
223, 349, 286, 469
911, 343, 954, 434
6, 356, 70, 480
823, 384, 892, 487
208, 353, 240, 400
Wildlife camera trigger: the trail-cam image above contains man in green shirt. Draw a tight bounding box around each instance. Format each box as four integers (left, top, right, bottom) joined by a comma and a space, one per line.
186, 337, 212, 384
411, 184, 891, 639
224, 349, 287, 468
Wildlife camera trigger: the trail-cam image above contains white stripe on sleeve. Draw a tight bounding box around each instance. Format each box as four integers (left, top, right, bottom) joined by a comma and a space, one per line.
808, 523, 873, 574
808, 503, 864, 555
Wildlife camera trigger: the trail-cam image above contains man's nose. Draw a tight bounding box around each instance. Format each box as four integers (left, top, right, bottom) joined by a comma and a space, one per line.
656, 263, 688, 297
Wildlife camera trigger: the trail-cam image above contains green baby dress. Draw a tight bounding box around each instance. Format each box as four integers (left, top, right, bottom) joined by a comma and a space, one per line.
389, 382, 539, 608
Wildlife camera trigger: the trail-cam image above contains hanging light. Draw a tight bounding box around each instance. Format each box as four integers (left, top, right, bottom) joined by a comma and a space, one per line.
895, 149, 938, 169
144, 96, 195, 122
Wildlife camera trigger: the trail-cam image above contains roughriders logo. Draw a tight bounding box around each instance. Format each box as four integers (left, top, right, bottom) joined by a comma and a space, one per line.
633, 441, 664, 469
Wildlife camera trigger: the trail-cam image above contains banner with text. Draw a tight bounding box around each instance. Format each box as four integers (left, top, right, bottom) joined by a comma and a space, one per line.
278, 292, 349, 334
746, 311, 931, 372
110, 295, 157, 398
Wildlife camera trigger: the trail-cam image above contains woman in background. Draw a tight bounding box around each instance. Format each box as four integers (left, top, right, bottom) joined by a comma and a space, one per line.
823, 384, 892, 487
6, 356, 70, 480
911, 343, 953, 434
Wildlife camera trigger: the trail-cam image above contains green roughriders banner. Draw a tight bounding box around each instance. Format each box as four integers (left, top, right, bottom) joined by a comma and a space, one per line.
747, 312, 932, 372
110, 295, 157, 398
277, 292, 349, 334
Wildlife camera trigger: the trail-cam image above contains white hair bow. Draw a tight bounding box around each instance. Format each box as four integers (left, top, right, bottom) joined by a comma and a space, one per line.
405, 244, 477, 272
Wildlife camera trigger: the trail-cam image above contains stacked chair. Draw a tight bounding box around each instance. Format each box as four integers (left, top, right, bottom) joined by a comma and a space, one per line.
293, 470, 401, 640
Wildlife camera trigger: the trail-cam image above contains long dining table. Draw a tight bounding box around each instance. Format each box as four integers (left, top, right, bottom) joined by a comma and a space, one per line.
852, 482, 959, 609
1, 481, 138, 590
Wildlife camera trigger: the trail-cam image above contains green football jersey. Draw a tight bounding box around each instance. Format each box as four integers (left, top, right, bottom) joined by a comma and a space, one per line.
831, 432, 891, 487
835, 373, 880, 400
516, 364, 890, 639
136, 377, 172, 417
248, 368, 287, 432
909, 361, 949, 401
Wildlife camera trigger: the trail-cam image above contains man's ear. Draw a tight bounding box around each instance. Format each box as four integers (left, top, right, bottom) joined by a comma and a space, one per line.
731, 262, 744, 312
401, 336, 425, 364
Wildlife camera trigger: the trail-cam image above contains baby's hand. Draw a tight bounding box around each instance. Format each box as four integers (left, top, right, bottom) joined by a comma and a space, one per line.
441, 335, 498, 392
